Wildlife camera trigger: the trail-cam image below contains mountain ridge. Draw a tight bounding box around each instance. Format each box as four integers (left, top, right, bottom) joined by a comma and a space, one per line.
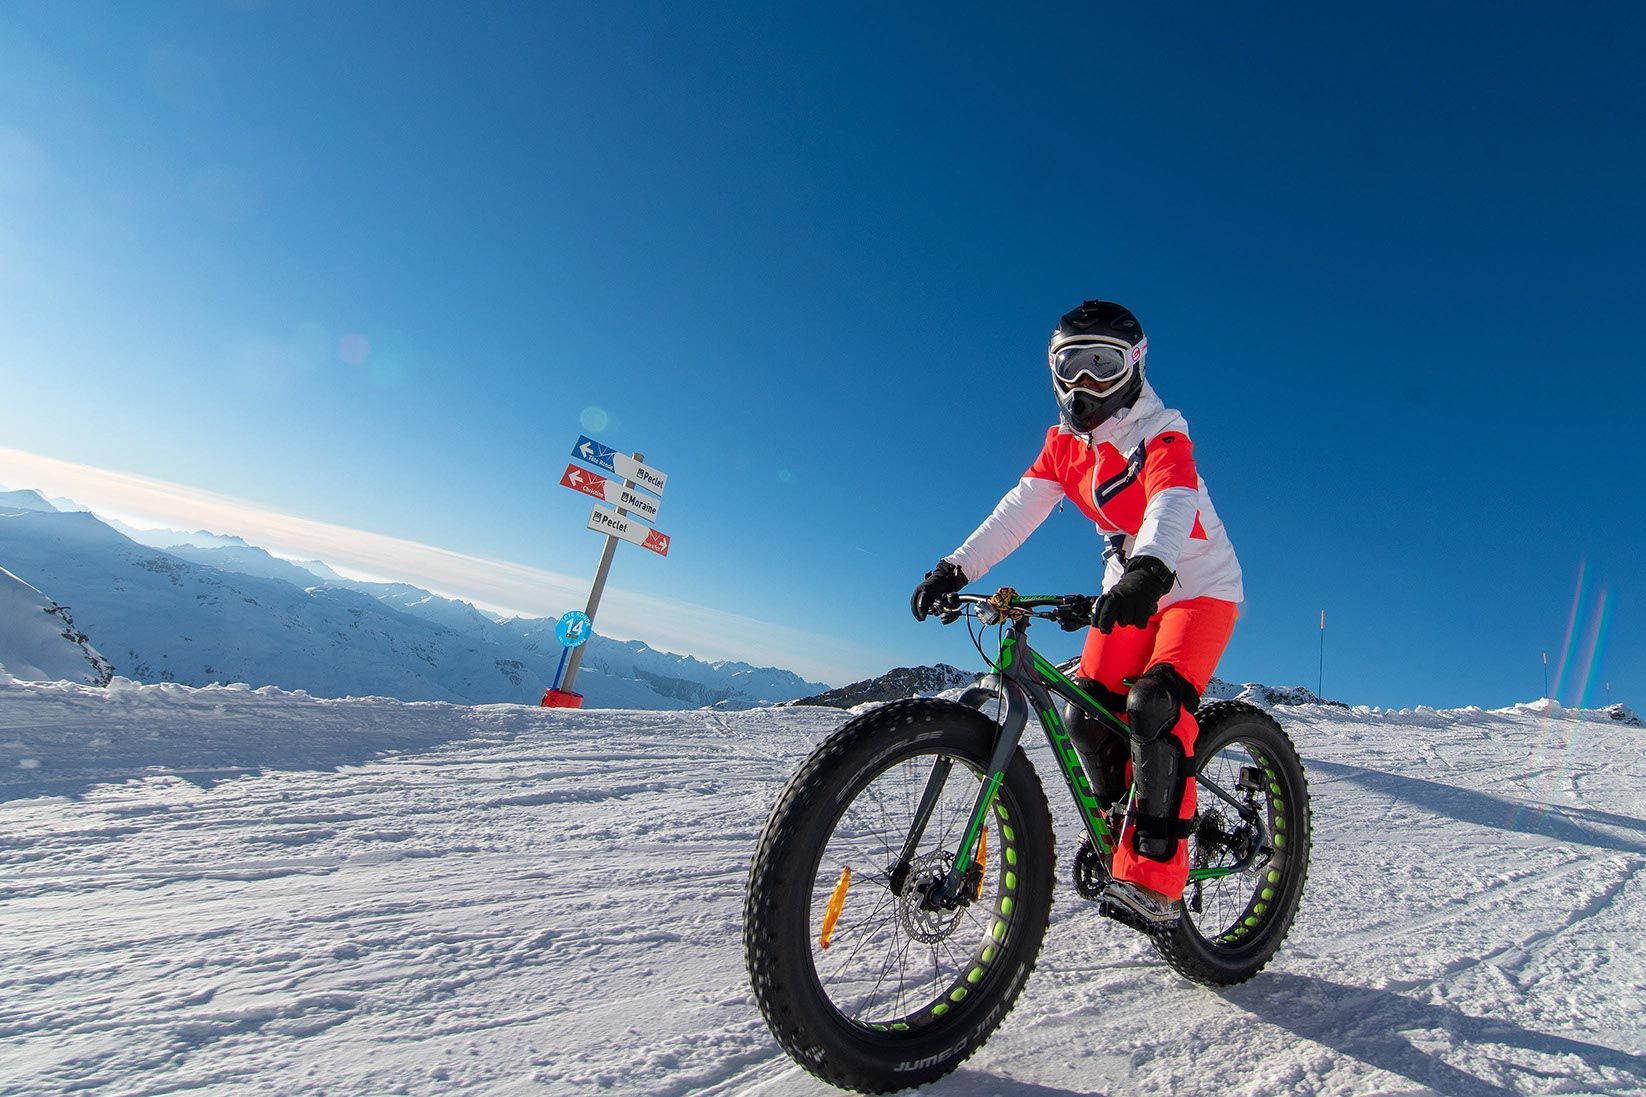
0, 499, 826, 709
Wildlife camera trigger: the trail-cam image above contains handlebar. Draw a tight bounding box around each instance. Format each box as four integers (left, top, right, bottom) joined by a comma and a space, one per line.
939, 587, 1095, 629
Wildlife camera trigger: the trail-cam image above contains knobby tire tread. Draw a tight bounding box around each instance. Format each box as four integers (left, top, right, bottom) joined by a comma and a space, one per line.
744, 698, 1054, 1094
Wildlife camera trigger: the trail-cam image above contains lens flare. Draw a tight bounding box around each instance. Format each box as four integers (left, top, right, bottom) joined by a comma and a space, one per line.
338, 334, 370, 365
1572, 589, 1612, 712
1514, 565, 1612, 829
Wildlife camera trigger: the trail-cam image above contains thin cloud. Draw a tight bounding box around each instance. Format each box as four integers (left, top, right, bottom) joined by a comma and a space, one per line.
0, 446, 870, 684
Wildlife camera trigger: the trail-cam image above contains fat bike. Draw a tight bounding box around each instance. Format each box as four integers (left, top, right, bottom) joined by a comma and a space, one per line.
744, 588, 1311, 1092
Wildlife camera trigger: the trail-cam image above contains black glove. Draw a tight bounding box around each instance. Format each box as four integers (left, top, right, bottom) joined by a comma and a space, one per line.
1093, 555, 1175, 633
910, 560, 967, 623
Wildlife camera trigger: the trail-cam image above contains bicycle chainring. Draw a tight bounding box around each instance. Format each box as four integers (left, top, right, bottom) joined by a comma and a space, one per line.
1072, 837, 1109, 900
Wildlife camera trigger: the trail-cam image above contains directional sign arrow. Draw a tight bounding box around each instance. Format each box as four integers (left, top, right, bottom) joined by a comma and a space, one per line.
570, 435, 667, 498
559, 465, 660, 522
572, 435, 618, 474
586, 505, 670, 557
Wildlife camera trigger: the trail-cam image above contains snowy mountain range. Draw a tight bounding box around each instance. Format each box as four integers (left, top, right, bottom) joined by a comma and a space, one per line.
792, 654, 1358, 715
0, 489, 826, 709
791, 663, 982, 707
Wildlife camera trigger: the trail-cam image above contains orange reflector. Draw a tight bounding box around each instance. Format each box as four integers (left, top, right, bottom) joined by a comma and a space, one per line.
819, 866, 852, 950
974, 825, 988, 901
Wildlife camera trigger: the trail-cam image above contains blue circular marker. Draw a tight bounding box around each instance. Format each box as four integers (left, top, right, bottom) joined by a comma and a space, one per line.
556, 610, 593, 648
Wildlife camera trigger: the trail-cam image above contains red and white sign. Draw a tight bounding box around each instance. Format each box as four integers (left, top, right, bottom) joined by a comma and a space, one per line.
559, 465, 661, 523
586, 505, 670, 557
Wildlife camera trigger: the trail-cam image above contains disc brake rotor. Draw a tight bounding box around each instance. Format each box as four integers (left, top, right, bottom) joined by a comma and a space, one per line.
896, 851, 968, 944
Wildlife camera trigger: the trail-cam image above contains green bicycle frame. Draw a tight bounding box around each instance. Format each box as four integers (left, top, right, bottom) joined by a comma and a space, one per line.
920, 606, 1252, 905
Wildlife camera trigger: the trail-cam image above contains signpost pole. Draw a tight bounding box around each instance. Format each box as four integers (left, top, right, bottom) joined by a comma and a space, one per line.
1317, 609, 1325, 699
560, 452, 642, 694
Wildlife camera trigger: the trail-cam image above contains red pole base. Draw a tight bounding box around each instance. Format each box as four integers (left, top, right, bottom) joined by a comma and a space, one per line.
539, 688, 585, 709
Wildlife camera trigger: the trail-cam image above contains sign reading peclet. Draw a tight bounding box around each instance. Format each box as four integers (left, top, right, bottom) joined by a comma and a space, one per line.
586, 504, 671, 556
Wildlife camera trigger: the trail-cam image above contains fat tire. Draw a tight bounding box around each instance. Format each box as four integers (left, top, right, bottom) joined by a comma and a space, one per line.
1153, 701, 1311, 986
745, 698, 1054, 1093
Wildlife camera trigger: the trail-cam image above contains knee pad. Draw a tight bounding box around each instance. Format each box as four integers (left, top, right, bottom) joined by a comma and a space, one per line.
1125, 665, 1200, 862
1125, 663, 1200, 743
1129, 736, 1190, 861
1063, 677, 1129, 806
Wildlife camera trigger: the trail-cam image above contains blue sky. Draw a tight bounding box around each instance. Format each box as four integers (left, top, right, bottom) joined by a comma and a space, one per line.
1, 2, 1641, 707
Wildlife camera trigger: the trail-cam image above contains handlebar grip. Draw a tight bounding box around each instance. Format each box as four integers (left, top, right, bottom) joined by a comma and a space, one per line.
1053, 595, 1095, 632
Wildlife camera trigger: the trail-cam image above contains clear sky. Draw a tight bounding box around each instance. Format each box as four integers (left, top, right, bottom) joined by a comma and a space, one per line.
1, 2, 1641, 708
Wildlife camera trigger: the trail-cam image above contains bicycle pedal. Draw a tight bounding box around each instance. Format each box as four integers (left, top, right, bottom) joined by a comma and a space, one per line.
1097, 898, 1175, 936
1096, 882, 1182, 934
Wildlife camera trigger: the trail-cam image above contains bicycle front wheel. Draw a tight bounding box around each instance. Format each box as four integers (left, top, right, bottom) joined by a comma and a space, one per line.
745, 698, 1054, 1093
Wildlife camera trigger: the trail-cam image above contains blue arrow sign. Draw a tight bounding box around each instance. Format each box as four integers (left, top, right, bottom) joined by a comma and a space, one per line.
572, 435, 617, 473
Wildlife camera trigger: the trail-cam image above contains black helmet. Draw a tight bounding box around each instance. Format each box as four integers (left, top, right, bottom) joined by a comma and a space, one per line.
1048, 300, 1147, 433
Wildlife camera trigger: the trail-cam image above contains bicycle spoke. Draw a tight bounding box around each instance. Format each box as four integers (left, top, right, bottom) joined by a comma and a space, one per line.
804, 744, 1016, 1029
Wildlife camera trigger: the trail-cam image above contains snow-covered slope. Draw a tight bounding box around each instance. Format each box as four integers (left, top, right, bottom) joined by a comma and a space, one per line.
0, 567, 112, 685
0, 488, 58, 513
1205, 678, 1347, 708
791, 663, 980, 707
0, 505, 826, 709
161, 542, 336, 588
1, 677, 1641, 1096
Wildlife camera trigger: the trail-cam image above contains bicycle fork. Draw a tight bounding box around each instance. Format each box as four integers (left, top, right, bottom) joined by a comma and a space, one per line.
886, 681, 1035, 909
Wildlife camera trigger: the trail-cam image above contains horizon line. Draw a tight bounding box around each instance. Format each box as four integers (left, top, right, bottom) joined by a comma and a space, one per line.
0, 446, 885, 686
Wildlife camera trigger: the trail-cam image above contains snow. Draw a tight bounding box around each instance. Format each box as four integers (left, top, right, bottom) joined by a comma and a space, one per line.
0, 504, 828, 709
1, 676, 1642, 1095
0, 567, 112, 686
0, 489, 58, 513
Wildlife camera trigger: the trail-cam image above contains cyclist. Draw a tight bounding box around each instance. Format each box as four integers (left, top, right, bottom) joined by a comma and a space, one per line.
910, 300, 1243, 926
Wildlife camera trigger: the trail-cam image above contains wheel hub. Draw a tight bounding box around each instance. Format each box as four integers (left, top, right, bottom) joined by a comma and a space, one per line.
1192, 808, 1267, 875
897, 851, 968, 943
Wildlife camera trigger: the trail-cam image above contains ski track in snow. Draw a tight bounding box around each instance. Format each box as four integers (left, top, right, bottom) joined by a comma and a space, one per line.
1, 679, 1643, 1096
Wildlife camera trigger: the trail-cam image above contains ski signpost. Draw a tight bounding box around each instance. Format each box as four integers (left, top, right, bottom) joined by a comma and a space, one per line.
541, 434, 671, 709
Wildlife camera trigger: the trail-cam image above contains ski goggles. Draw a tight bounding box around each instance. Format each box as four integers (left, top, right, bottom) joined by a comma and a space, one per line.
1048, 336, 1145, 396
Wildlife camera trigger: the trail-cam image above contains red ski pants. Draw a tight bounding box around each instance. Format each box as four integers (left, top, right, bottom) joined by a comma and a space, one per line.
1076, 596, 1239, 898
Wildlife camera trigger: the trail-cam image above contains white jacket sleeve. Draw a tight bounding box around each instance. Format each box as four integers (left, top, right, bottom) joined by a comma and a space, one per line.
1131, 485, 1199, 571
944, 477, 1063, 582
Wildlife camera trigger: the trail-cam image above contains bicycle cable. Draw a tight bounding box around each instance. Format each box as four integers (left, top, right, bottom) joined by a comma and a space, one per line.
963, 606, 1008, 726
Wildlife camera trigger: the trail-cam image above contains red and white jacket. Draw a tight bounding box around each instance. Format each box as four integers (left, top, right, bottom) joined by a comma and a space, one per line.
945, 382, 1243, 607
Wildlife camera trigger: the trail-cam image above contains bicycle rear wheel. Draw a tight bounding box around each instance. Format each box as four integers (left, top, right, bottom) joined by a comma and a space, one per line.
1154, 700, 1311, 985
745, 698, 1054, 1093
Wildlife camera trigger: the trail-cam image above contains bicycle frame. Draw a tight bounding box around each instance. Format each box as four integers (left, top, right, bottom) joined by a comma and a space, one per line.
902, 599, 1258, 907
